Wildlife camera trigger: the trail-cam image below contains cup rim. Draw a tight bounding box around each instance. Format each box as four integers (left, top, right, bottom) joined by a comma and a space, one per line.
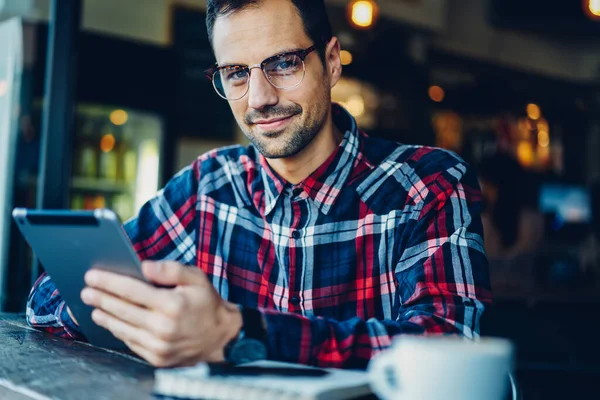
390, 335, 514, 356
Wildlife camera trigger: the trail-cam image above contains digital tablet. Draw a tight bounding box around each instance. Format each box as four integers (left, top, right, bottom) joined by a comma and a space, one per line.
12, 208, 145, 349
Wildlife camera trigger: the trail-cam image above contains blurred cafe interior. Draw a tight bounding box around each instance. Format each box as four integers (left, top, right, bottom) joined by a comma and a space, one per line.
1, 0, 600, 397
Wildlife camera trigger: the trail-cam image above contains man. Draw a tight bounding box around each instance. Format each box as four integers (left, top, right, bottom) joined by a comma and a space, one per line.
27, 0, 491, 369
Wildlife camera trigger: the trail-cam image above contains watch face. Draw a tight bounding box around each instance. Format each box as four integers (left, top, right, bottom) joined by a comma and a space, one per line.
230, 338, 268, 365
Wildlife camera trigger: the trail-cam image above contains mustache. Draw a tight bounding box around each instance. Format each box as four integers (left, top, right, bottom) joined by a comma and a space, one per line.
245, 105, 302, 125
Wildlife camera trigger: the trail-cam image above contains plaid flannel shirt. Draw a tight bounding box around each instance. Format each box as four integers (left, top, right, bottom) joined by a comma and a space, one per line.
27, 104, 492, 369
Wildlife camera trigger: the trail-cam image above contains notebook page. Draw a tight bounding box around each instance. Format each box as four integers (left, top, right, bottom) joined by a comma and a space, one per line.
154, 360, 372, 400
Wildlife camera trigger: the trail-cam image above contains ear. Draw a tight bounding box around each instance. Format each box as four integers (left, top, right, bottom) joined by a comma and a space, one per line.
325, 37, 342, 89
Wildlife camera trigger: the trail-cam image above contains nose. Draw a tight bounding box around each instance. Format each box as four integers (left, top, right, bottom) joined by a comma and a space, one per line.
246, 67, 278, 110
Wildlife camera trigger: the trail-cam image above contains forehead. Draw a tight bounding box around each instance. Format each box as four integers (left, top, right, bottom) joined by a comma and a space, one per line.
212, 0, 311, 65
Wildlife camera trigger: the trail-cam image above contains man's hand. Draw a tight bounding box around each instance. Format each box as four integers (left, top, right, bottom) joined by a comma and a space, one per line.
80, 261, 242, 367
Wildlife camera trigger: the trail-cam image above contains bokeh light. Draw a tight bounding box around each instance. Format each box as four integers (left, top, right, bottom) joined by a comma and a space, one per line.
429, 86, 445, 103
100, 134, 116, 153
340, 50, 353, 66
526, 103, 541, 120
349, 1, 378, 28
110, 109, 129, 126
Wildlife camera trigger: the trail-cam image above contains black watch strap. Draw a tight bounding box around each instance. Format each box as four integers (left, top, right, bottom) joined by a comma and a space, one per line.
224, 305, 268, 363
240, 307, 267, 342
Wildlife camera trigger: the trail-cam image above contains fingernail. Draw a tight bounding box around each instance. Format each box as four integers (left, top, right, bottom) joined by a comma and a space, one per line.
91, 310, 104, 325
84, 271, 98, 285
81, 288, 94, 304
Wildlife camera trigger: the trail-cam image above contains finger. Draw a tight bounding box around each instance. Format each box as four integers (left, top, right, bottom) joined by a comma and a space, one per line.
91, 309, 176, 366
84, 269, 172, 311
124, 339, 176, 368
126, 338, 209, 368
142, 261, 209, 287
81, 288, 165, 333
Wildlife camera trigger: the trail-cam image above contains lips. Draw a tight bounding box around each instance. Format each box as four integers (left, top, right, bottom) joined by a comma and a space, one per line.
253, 116, 292, 125
252, 115, 295, 132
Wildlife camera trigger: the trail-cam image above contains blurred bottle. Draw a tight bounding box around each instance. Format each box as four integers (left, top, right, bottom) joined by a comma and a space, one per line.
93, 194, 106, 209
112, 193, 133, 221
98, 123, 118, 181
71, 193, 84, 210
77, 119, 98, 178
118, 125, 137, 183
83, 195, 94, 210
123, 148, 137, 183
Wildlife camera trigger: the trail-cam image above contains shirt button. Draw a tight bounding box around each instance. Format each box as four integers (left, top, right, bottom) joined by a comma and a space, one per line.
292, 230, 301, 239
290, 296, 300, 306
292, 188, 303, 197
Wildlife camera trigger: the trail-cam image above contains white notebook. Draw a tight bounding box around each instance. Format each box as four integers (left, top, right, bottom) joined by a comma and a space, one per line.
153, 360, 372, 400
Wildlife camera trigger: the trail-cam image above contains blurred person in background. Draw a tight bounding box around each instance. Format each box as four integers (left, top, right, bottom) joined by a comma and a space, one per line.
478, 152, 544, 260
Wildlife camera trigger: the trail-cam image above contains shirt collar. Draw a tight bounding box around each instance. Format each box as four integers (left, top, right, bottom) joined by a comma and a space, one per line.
258, 104, 368, 216
259, 155, 287, 216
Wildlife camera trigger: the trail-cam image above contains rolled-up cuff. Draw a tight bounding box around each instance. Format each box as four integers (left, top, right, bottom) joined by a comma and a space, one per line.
58, 301, 87, 341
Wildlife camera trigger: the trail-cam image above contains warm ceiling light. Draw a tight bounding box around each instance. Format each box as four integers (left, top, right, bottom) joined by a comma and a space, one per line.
538, 130, 550, 148
346, 94, 365, 117
526, 103, 541, 120
584, 0, 600, 19
538, 118, 549, 133
428, 85, 445, 103
340, 50, 353, 66
348, 0, 379, 29
0, 80, 8, 97
517, 141, 534, 167
100, 133, 116, 153
110, 109, 128, 126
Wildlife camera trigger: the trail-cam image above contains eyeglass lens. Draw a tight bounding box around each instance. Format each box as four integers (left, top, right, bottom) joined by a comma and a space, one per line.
212, 53, 305, 100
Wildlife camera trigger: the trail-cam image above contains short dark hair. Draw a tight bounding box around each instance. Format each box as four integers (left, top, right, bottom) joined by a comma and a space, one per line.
206, 0, 333, 63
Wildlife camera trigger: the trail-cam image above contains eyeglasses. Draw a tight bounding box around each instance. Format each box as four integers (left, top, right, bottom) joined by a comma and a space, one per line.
205, 45, 316, 101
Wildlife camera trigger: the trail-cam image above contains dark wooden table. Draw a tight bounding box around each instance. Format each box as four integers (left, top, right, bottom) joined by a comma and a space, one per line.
0, 313, 156, 399
9, 311, 593, 400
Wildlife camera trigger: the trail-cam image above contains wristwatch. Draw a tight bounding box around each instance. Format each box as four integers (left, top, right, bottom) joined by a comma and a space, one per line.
224, 305, 268, 365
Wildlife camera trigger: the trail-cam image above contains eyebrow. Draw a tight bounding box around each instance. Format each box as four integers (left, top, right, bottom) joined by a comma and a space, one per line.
217, 47, 305, 68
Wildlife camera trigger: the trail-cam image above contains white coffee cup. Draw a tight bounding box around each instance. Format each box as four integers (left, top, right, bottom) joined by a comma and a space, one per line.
368, 335, 515, 400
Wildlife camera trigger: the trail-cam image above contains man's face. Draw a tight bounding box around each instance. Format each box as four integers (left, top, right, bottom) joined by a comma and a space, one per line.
211, 0, 334, 159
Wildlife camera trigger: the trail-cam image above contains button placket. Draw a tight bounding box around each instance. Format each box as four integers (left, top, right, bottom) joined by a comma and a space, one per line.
290, 296, 301, 306
287, 193, 307, 313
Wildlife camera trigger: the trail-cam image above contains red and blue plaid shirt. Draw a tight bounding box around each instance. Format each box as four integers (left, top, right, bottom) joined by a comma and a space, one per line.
27, 104, 492, 369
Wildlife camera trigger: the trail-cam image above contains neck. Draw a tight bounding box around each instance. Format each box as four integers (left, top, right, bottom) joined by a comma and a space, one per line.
266, 113, 343, 185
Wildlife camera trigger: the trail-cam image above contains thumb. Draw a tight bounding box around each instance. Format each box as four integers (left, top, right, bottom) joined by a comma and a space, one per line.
142, 261, 209, 287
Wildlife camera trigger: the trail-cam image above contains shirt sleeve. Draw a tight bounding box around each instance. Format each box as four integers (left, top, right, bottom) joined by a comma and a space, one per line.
26, 160, 201, 338
257, 161, 492, 369
123, 161, 199, 263
26, 273, 86, 340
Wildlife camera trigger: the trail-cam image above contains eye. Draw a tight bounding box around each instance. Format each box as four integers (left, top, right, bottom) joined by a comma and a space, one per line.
274, 59, 293, 70
221, 67, 247, 82
266, 55, 301, 76
273, 57, 296, 71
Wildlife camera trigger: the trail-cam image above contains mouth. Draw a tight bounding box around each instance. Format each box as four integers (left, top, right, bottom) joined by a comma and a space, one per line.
252, 115, 295, 132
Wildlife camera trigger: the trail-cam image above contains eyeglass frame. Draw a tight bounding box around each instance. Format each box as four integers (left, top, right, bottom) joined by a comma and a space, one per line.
205, 45, 317, 101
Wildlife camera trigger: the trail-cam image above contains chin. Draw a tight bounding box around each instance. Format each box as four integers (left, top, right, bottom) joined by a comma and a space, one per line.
254, 139, 307, 159
254, 145, 294, 159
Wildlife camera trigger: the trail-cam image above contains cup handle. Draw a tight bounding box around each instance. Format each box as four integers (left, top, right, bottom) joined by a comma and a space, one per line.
368, 351, 400, 400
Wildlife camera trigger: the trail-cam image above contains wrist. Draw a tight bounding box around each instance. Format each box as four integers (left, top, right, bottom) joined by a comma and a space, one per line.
225, 302, 243, 344
212, 302, 243, 362
223, 306, 268, 365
